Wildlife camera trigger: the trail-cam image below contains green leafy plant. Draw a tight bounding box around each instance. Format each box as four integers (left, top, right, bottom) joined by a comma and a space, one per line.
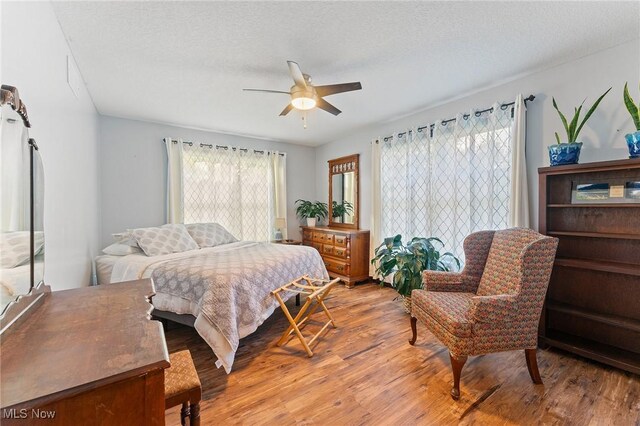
331, 200, 354, 218
371, 235, 461, 298
295, 199, 328, 220
552, 87, 611, 144
624, 82, 640, 131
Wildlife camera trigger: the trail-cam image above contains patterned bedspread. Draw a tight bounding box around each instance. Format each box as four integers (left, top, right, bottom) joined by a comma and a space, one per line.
150, 242, 328, 371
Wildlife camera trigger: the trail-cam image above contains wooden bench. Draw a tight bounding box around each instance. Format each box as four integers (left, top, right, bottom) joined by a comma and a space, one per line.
165, 350, 202, 426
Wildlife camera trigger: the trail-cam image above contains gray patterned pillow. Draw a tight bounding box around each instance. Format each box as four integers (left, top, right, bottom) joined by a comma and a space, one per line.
185, 223, 238, 248
130, 224, 199, 257
0, 231, 45, 268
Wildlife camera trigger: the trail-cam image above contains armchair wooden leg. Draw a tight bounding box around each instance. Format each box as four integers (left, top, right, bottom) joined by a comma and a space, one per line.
525, 348, 543, 384
180, 402, 189, 426
190, 401, 201, 426
449, 353, 467, 401
409, 317, 417, 345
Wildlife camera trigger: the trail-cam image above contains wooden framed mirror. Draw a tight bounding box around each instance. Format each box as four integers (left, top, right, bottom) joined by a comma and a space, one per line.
328, 154, 359, 229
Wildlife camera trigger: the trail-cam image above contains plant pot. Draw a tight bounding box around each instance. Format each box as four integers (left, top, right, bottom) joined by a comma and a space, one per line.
548, 142, 583, 166
401, 296, 412, 314
306, 217, 317, 227
626, 131, 640, 159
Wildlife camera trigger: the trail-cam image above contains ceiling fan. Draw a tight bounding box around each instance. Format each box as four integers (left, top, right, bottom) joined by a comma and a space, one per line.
243, 61, 362, 116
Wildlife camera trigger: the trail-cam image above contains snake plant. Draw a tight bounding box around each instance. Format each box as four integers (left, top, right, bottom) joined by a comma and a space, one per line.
624, 83, 640, 131
553, 87, 611, 144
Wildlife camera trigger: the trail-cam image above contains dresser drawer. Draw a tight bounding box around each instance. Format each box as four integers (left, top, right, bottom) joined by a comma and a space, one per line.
334, 235, 349, 247
332, 246, 349, 259
312, 242, 322, 252
323, 233, 335, 245
324, 258, 350, 275
313, 232, 325, 243
303, 230, 313, 241
322, 244, 334, 256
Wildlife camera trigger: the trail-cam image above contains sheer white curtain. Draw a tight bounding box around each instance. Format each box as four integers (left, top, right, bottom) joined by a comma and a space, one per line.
179, 144, 285, 242
165, 137, 184, 224
1, 106, 30, 231
375, 100, 521, 259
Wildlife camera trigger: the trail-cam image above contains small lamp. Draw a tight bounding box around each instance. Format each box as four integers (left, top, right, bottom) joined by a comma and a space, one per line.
274, 217, 286, 241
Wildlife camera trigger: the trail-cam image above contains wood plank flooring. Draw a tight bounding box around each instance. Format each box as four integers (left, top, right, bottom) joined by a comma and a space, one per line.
164, 282, 640, 425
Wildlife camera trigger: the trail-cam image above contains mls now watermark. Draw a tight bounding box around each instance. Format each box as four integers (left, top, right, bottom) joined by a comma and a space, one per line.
3, 408, 56, 419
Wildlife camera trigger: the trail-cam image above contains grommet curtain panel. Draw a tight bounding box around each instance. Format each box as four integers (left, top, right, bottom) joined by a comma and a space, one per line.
165, 138, 287, 242
370, 95, 528, 262
509, 94, 530, 228
165, 137, 184, 224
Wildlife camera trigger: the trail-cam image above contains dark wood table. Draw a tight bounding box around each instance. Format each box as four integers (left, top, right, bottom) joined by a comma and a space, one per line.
0, 279, 170, 425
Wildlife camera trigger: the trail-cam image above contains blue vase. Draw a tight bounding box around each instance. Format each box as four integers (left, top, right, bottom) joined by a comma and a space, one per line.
548, 142, 583, 166
626, 131, 640, 158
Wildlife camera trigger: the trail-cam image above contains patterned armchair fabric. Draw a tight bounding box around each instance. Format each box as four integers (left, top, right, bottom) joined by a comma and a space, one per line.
410, 228, 558, 400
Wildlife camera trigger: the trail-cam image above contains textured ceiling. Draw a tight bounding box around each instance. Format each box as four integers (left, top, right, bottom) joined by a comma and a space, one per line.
51, 1, 639, 146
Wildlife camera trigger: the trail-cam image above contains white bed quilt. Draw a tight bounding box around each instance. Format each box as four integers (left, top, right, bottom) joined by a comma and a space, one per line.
110, 241, 328, 373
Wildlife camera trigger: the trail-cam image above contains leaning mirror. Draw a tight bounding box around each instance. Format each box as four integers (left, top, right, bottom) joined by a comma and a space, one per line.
0, 85, 45, 316
328, 154, 359, 229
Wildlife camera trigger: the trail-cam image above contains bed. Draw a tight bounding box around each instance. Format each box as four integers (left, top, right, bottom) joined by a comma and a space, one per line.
1, 255, 44, 313
96, 241, 328, 373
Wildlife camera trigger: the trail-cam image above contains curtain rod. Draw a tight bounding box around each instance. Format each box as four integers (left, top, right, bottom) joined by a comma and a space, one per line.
380, 94, 535, 142
164, 138, 286, 157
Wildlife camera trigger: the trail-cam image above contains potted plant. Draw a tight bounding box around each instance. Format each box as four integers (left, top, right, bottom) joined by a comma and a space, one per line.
550, 88, 611, 166
295, 199, 328, 227
623, 82, 640, 158
371, 235, 461, 313
331, 200, 354, 223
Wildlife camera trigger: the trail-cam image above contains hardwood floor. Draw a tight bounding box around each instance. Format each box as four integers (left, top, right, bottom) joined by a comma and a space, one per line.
164, 282, 640, 425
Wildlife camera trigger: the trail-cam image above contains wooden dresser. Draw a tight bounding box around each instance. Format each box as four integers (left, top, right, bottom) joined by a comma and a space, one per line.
0, 279, 170, 425
538, 158, 640, 374
301, 226, 370, 287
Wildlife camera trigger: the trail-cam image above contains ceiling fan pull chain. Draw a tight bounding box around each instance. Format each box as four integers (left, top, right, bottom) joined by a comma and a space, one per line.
302, 111, 307, 129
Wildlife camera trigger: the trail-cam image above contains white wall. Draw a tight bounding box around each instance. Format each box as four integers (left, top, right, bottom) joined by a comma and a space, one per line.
315, 39, 640, 234
1, 1, 101, 290
99, 116, 316, 247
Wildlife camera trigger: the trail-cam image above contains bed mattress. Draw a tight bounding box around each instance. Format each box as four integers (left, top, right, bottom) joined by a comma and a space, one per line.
95, 254, 119, 286
101, 241, 328, 373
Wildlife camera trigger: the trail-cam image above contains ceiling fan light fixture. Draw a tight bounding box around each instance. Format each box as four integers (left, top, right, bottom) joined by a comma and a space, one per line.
291, 96, 316, 111
290, 87, 317, 111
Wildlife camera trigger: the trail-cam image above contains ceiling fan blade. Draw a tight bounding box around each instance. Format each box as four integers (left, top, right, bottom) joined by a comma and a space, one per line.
287, 61, 307, 88
243, 89, 290, 94
279, 103, 294, 116
316, 97, 342, 116
315, 82, 362, 97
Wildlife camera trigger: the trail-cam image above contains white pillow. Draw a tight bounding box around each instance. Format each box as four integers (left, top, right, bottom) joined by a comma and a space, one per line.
129, 224, 199, 257
185, 223, 238, 248
112, 231, 140, 247
102, 242, 143, 256
0, 231, 45, 268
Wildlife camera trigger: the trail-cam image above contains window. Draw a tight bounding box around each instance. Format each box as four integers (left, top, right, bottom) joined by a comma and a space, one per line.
181, 145, 284, 241
379, 108, 514, 259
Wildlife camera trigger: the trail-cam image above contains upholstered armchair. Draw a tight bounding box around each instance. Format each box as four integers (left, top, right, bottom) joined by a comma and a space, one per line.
409, 228, 558, 400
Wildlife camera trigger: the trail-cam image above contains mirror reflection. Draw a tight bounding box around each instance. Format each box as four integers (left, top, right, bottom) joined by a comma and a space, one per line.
0, 103, 44, 314
331, 171, 356, 225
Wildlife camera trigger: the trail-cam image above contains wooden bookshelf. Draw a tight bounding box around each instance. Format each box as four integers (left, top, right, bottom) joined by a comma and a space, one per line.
538, 158, 640, 375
